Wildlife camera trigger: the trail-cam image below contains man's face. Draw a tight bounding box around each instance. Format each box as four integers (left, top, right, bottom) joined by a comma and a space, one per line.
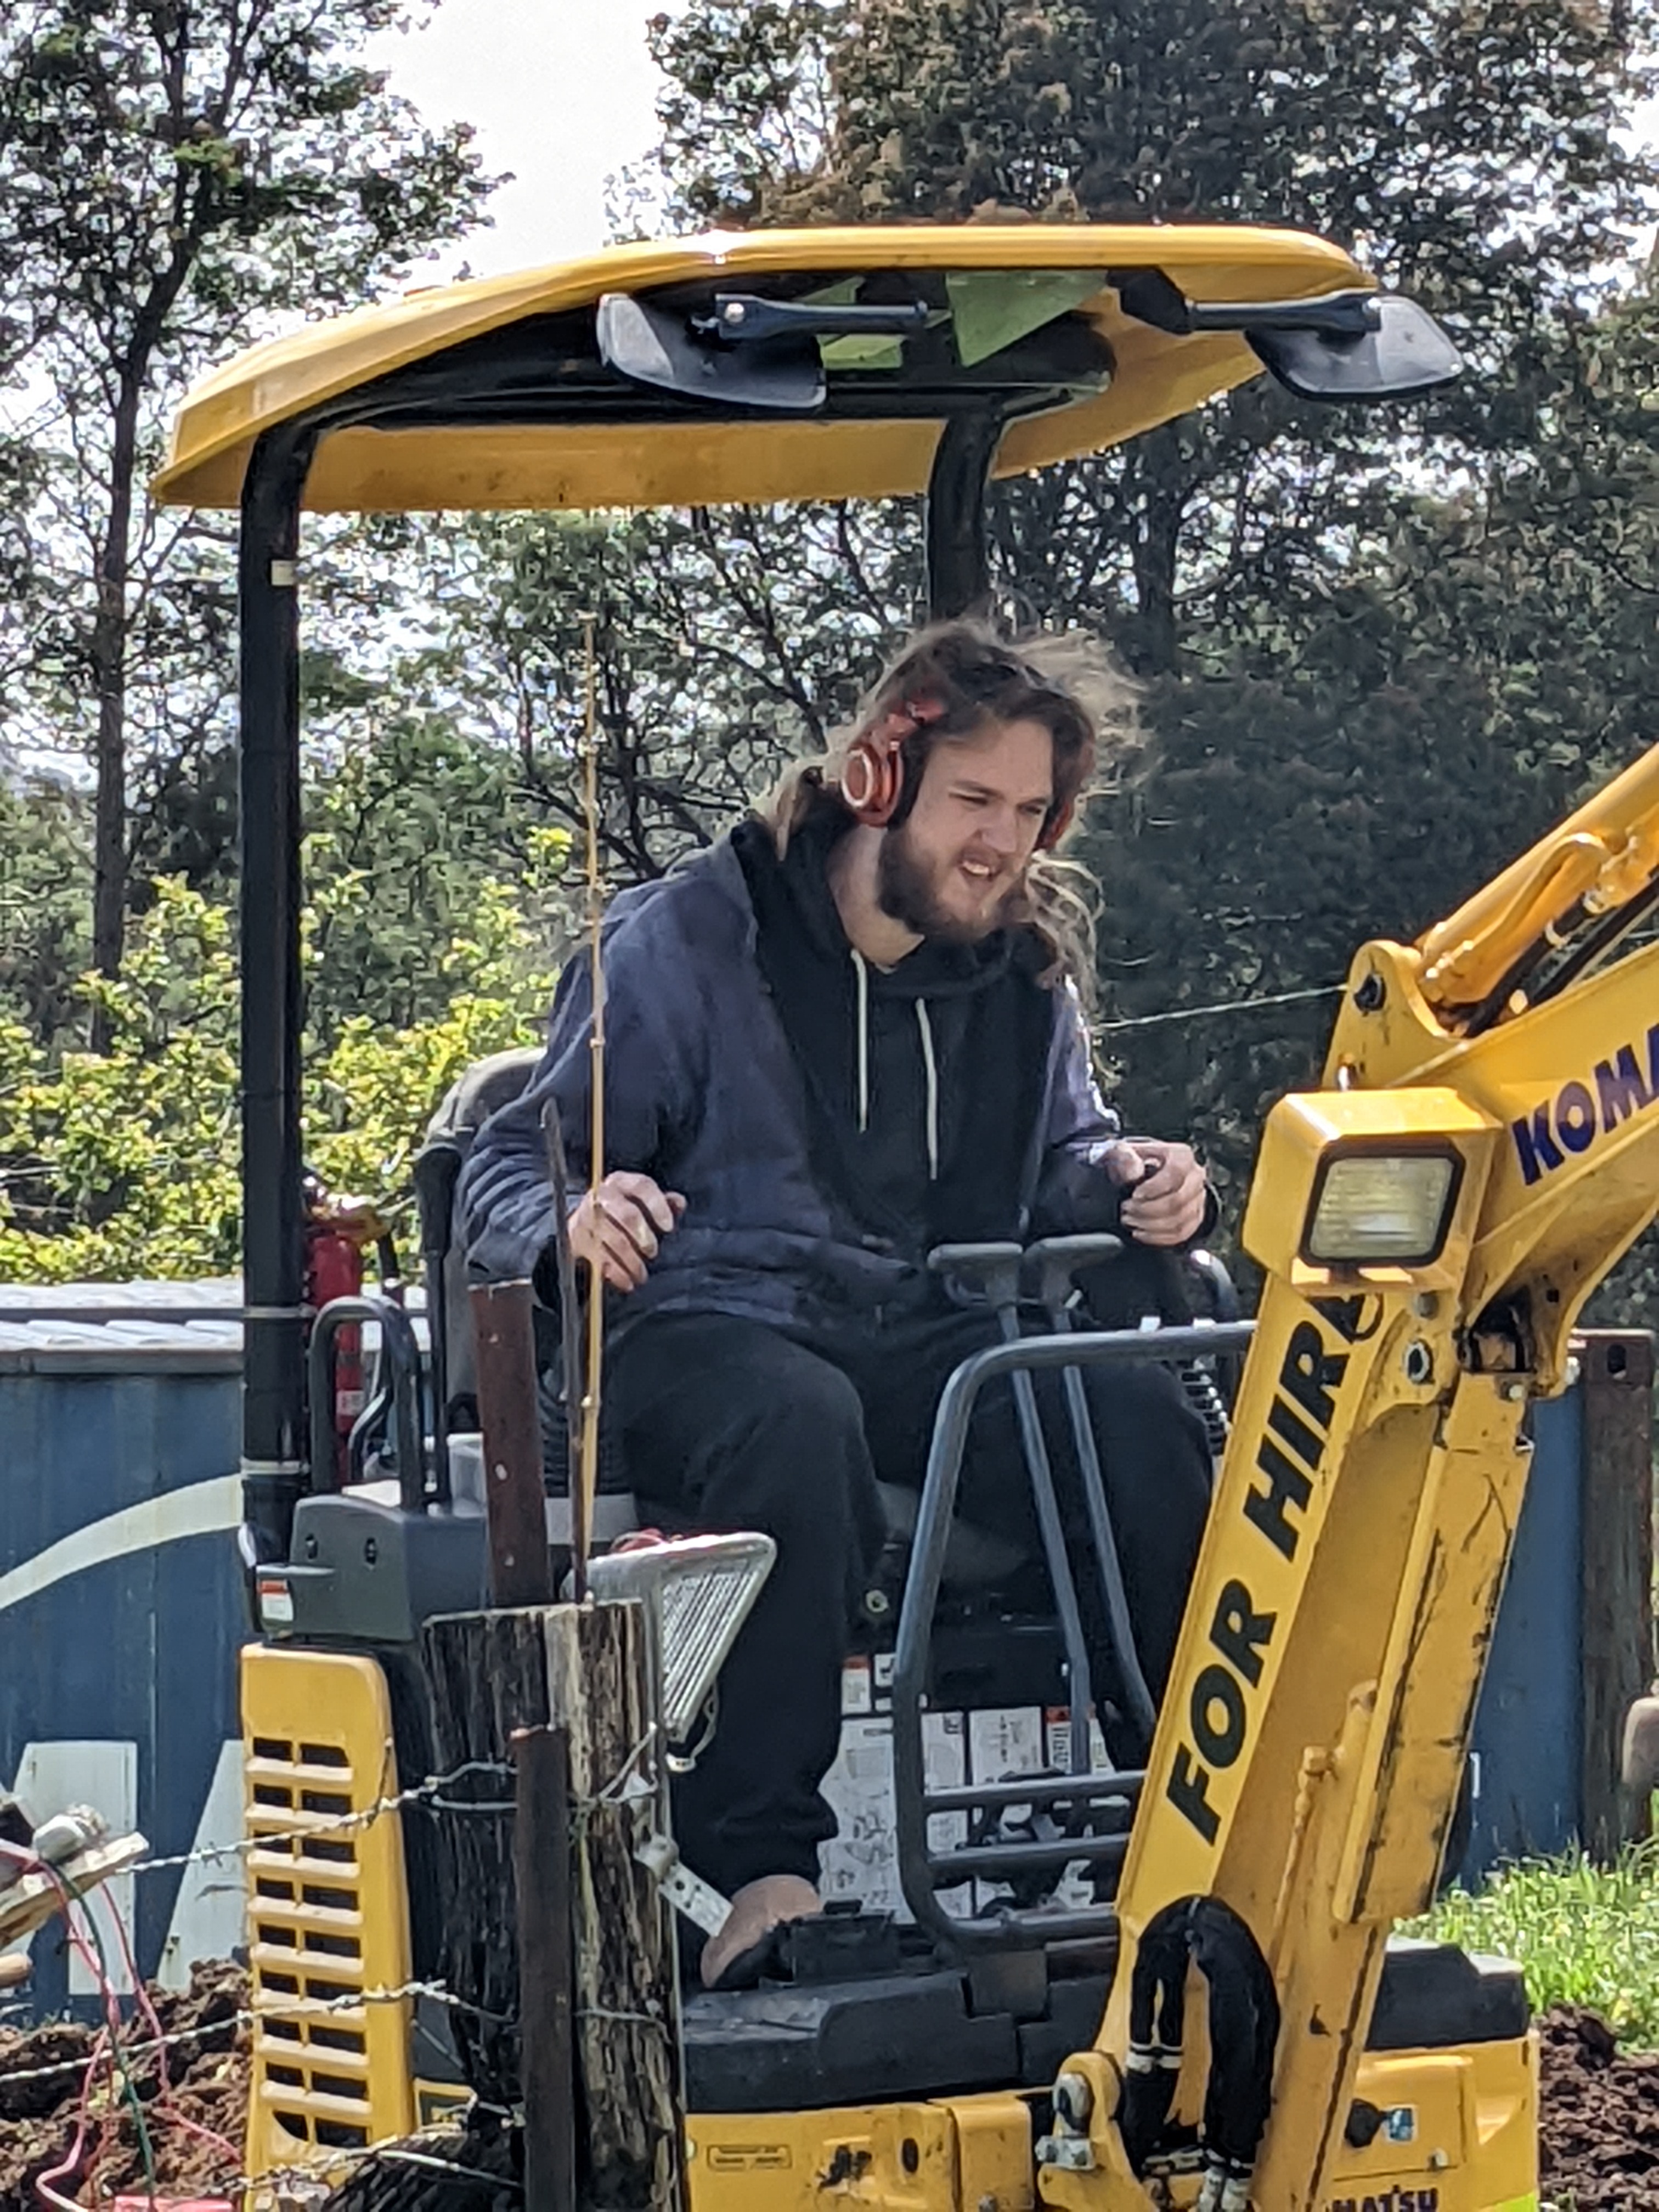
877, 715, 1056, 944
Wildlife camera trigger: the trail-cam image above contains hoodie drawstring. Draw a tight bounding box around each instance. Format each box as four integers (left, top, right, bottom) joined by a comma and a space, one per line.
852, 948, 871, 1132
916, 1001, 939, 1182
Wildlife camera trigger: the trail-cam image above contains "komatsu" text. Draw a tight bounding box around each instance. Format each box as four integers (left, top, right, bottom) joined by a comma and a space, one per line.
1511, 1024, 1659, 1186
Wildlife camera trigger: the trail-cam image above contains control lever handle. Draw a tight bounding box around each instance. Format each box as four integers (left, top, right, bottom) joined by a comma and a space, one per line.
1023, 1233, 1128, 1320
926, 1240, 1024, 1316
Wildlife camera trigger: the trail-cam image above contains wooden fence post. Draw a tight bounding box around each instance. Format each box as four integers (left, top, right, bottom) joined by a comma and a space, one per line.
422, 1601, 685, 2212
514, 1721, 577, 2212
543, 1601, 684, 2211
469, 1279, 554, 1609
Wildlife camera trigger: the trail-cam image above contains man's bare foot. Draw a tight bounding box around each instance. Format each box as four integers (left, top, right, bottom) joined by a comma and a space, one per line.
700, 1874, 821, 1989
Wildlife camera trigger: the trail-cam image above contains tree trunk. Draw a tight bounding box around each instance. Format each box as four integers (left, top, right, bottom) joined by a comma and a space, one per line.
89, 373, 140, 1048
1126, 425, 1184, 678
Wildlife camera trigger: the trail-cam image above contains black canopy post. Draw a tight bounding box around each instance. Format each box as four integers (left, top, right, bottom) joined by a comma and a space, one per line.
924, 409, 1003, 620
239, 419, 319, 1562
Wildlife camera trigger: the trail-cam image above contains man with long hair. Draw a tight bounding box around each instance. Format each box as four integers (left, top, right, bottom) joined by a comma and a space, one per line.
462, 620, 1213, 1987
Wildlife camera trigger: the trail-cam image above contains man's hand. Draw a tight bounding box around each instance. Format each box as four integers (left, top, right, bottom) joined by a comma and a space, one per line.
1104, 1139, 1208, 1249
567, 1171, 686, 1293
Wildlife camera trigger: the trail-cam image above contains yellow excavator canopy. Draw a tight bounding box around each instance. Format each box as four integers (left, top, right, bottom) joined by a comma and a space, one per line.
152, 224, 1366, 515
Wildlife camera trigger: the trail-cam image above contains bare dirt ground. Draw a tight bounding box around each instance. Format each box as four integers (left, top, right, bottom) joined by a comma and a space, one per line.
0, 1963, 246, 2212
1539, 2005, 1659, 2209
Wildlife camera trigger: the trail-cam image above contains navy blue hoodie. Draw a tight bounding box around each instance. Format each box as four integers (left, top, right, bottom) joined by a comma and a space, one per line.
460, 818, 1129, 1339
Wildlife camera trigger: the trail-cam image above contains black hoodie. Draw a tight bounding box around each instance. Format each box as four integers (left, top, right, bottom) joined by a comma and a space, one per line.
732, 806, 1058, 1267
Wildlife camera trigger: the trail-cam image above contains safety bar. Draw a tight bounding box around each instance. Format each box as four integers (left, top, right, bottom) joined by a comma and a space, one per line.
923, 1773, 1143, 1818
1026, 1235, 1158, 1740
939, 1836, 1132, 1880
892, 1320, 1256, 1957
306, 1293, 430, 1513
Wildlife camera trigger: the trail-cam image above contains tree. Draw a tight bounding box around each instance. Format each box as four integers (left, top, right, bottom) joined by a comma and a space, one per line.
0, 768, 92, 1049
1087, 285, 1659, 1160
301, 703, 577, 1037
0, 0, 494, 1034
0, 869, 561, 1282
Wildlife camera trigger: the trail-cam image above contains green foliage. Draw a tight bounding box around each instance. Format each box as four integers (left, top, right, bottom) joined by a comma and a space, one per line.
650, 0, 1659, 678
0, 771, 92, 1048
0, 881, 244, 1280
303, 708, 577, 1034
399, 500, 922, 879
0, 872, 558, 1283
1417, 1848, 1659, 2050
631, 0, 1659, 1319
1085, 287, 1659, 1285
4, 0, 1658, 1322
302, 876, 560, 1238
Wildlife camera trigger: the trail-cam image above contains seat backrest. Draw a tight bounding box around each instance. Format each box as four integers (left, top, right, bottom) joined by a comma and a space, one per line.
413, 1045, 543, 1421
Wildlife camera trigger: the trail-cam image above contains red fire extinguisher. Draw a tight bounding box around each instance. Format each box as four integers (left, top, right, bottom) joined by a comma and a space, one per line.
303, 1178, 387, 1487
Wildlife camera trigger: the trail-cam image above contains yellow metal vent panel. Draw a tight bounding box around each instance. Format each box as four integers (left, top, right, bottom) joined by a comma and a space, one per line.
241, 1645, 417, 2179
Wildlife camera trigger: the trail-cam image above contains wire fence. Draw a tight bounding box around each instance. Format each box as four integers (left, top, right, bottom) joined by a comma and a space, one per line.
134, 1757, 515, 1877
1096, 980, 1345, 1035
0, 1726, 661, 2094
0, 1753, 520, 2094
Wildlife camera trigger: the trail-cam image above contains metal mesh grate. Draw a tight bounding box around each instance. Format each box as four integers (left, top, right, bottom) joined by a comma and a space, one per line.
587, 1532, 776, 1742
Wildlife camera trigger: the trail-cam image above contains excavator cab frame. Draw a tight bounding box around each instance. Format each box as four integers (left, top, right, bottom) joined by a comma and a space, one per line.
153, 222, 1659, 2211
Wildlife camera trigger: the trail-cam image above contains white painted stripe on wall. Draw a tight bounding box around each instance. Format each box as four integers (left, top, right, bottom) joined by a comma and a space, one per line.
157, 1738, 247, 1988
0, 1473, 243, 1616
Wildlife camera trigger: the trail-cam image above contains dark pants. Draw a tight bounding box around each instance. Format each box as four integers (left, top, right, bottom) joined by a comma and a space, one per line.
605, 1307, 1213, 1896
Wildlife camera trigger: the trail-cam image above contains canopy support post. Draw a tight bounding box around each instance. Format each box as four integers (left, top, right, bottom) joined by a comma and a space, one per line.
924, 409, 1003, 621
239, 419, 319, 1565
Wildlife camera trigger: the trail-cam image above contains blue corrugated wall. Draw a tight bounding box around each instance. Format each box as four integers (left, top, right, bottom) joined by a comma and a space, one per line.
1461, 1389, 1585, 1879
0, 1350, 244, 2013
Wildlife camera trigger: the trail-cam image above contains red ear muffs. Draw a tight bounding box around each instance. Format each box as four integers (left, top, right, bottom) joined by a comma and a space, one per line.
842, 692, 1081, 845
841, 695, 945, 828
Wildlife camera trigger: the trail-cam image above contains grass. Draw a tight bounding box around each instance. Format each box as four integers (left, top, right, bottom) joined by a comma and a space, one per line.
1411, 1843, 1659, 2049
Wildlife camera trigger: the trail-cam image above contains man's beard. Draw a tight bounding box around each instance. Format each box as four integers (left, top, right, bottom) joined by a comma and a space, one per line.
876, 825, 1020, 945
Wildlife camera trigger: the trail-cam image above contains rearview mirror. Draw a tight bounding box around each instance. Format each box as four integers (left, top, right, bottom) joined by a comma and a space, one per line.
596, 293, 825, 413
1250, 294, 1462, 403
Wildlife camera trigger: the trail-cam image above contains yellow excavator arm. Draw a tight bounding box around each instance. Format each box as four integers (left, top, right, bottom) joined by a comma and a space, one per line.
1047, 741, 1659, 2211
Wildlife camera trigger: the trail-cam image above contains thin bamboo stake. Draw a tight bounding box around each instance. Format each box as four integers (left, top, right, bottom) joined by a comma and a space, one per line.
574, 610, 605, 1599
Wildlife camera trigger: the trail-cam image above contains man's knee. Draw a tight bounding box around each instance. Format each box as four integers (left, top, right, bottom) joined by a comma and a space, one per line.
676, 1355, 870, 1548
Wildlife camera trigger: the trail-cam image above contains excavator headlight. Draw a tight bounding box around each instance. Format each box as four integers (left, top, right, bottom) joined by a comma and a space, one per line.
1303, 1145, 1463, 1265
1245, 1088, 1499, 1289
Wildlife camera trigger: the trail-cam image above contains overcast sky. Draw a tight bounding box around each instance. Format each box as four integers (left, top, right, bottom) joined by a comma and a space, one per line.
364, 0, 676, 280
